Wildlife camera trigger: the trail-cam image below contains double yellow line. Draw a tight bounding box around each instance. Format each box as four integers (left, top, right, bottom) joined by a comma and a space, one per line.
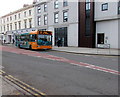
0, 70, 46, 97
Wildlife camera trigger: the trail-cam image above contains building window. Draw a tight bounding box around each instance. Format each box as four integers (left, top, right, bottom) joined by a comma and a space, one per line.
97, 33, 104, 44
29, 10, 32, 16
85, 16, 90, 36
63, 0, 68, 7
63, 11, 68, 22
10, 23, 12, 30
7, 17, 9, 22
18, 13, 20, 19
38, 5, 41, 13
3, 19, 5, 23
14, 22, 17, 30
86, 0, 91, 11
7, 24, 9, 31
10, 16, 12, 21
54, 12, 59, 23
15, 15, 17, 20
102, 3, 108, 11
38, 16, 41, 26
4, 25, 5, 31
24, 11, 26, 17
1, 26, 2, 32
18, 21, 21, 29
1, 20, 2, 24
54, 0, 58, 9
44, 15, 47, 25
29, 19, 32, 28
118, 1, 120, 14
118, 6, 120, 14
44, 4, 47, 12
24, 20, 27, 28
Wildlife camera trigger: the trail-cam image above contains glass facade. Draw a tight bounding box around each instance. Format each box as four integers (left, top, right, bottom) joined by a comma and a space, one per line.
85, 0, 91, 36
54, 27, 68, 46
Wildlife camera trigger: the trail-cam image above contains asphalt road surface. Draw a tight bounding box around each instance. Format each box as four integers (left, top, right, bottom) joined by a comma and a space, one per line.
1, 46, 119, 96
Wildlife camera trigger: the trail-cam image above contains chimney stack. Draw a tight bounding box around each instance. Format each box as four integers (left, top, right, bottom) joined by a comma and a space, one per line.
33, 0, 37, 4
23, 4, 29, 7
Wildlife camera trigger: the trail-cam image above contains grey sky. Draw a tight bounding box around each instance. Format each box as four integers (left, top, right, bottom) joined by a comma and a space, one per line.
0, 0, 33, 17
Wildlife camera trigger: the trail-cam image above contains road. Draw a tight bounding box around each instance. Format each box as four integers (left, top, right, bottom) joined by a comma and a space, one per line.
1, 45, 119, 96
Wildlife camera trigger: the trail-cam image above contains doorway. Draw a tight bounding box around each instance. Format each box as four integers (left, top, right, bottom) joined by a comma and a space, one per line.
97, 33, 104, 44
54, 27, 68, 46
8, 35, 12, 43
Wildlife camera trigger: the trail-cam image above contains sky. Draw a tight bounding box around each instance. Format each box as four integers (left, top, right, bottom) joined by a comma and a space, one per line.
0, 0, 33, 17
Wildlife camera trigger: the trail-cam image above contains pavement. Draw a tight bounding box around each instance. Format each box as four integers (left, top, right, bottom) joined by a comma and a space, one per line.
0, 43, 119, 96
1, 72, 31, 96
2, 43, 120, 56
52, 46, 119, 56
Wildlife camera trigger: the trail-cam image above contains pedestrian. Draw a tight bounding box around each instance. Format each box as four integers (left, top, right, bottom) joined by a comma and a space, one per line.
57, 39, 61, 47
3, 39, 6, 44
12, 39, 15, 44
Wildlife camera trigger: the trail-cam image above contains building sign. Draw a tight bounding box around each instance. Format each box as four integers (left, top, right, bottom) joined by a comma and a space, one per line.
39, 31, 52, 35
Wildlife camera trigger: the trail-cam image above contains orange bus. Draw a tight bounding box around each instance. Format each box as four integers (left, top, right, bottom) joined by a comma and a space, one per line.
15, 30, 52, 50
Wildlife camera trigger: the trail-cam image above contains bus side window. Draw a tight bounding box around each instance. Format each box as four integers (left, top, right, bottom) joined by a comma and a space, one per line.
26, 35, 29, 41
29, 34, 36, 42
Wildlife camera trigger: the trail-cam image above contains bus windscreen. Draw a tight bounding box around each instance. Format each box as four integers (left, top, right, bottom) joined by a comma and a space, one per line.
37, 35, 52, 45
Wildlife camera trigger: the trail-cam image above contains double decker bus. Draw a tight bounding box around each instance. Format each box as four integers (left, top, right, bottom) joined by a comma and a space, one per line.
15, 30, 52, 50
